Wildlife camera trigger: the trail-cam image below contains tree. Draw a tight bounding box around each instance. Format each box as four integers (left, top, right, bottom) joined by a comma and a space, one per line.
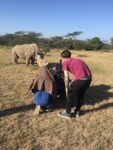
65, 31, 83, 49
87, 37, 104, 50
51, 36, 64, 48
27, 32, 42, 38
65, 31, 83, 40
15, 31, 26, 36
110, 38, 113, 49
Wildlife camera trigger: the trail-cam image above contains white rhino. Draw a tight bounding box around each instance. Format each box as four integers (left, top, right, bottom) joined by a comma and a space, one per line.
12, 43, 42, 66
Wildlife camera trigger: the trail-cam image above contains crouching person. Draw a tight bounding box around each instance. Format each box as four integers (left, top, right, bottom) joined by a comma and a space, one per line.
29, 56, 57, 115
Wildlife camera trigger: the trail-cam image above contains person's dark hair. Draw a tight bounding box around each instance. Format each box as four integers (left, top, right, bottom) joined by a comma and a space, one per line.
61, 50, 71, 58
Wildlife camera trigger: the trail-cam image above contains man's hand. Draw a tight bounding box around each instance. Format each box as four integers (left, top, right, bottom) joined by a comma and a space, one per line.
69, 79, 74, 86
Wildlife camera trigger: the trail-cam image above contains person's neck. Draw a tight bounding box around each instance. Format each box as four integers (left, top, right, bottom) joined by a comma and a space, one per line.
62, 58, 69, 62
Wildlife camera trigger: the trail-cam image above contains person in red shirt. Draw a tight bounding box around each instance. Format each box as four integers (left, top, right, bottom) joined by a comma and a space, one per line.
58, 50, 92, 119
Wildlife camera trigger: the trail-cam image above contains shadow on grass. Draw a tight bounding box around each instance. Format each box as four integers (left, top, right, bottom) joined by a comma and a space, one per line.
0, 84, 113, 118
0, 104, 35, 117
55, 84, 113, 112
7, 61, 38, 66
80, 102, 113, 116
85, 84, 113, 105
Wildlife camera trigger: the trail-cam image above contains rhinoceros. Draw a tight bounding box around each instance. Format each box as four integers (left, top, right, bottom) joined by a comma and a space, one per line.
12, 43, 42, 66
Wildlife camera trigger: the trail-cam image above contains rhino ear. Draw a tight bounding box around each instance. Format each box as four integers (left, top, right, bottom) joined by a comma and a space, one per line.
43, 48, 50, 55
37, 52, 44, 59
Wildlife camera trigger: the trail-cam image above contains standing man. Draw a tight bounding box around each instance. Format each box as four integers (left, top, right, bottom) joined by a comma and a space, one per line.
58, 50, 92, 119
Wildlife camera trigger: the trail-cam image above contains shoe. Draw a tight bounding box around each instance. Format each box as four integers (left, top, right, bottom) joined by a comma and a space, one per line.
58, 110, 70, 119
46, 107, 53, 112
76, 112, 80, 117
74, 111, 80, 118
46, 105, 53, 112
34, 105, 41, 115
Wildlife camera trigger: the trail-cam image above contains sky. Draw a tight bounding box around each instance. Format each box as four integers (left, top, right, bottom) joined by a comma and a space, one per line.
0, 0, 113, 42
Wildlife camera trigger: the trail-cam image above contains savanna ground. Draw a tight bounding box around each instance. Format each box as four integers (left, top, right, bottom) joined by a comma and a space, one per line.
0, 46, 113, 150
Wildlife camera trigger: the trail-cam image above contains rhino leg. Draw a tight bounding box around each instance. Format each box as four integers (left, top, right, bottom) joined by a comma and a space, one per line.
30, 56, 35, 66
38, 53, 44, 59
26, 57, 30, 66
13, 52, 19, 64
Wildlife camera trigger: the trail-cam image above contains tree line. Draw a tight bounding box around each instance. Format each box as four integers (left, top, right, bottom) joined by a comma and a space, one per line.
0, 31, 113, 51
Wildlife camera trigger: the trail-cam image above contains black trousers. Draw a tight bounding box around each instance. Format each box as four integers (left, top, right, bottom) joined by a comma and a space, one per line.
66, 79, 91, 114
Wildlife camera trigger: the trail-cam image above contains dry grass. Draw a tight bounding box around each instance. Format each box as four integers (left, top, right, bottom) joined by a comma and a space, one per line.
0, 47, 113, 150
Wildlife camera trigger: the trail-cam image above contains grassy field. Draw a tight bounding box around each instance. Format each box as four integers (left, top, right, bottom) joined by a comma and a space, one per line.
0, 46, 113, 150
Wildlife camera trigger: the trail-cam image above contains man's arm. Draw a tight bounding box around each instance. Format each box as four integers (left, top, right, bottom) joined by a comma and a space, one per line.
64, 70, 69, 97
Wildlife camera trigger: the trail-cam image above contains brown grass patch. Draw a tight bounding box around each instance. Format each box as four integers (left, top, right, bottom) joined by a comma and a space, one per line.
0, 47, 113, 150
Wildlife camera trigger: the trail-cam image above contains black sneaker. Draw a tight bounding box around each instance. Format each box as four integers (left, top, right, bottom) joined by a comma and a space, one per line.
46, 105, 53, 112
58, 110, 70, 119
76, 112, 80, 118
